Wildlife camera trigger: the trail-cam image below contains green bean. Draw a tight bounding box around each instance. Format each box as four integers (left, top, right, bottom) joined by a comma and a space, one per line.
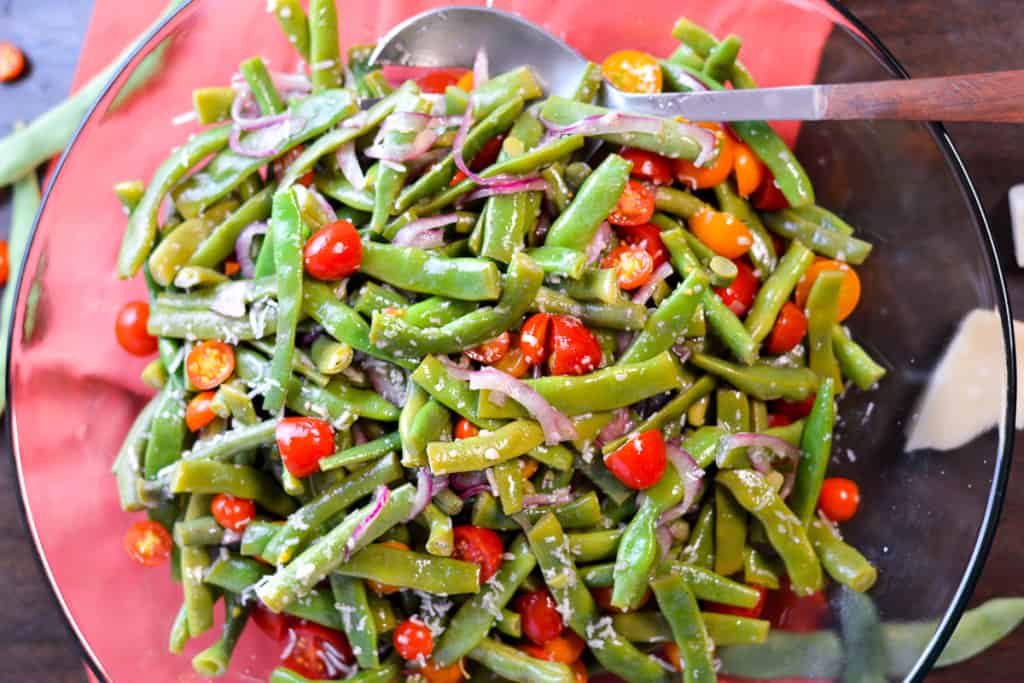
417, 502, 455, 556
240, 57, 285, 114
763, 209, 873, 264
183, 419, 276, 462
564, 162, 593, 191
665, 43, 705, 70
168, 603, 190, 654
714, 182, 777, 277
240, 520, 279, 559
744, 241, 815, 343
545, 154, 631, 249
492, 458, 528, 515
174, 516, 225, 547
406, 399, 452, 468
470, 66, 544, 117
702, 288, 759, 366
427, 420, 544, 474
671, 17, 719, 57
315, 170, 374, 210
743, 546, 781, 589
808, 517, 877, 592
362, 70, 394, 98
654, 186, 706, 219
308, 0, 342, 90
649, 574, 715, 683
309, 336, 353, 375
789, 377, 836, 526
620, 270, 706, 365
836, 586, 887, 683
271, 0, 310, 60
468, 638, 574, 683
714, 485, 748, 576
354, 282, 408, 316
113, 179, 145, 211
113, 396, 159, 511
337, 542, 480, 594
570, 61, 604, 103
568, 529, 622, 563
361, 240, 501, 301
318, 432, 399, 471
612, 611, 768, 647
690, 351, 819, 401
574, 452, 633, 505
672, 564, 760, 607
148, 201, 239, 286
142, 376, 187, 478
792, 204, 856, 235
530, 444, 575, 472
805, 271, 844, 386
541, 163, 573, 214
404, 297, 477, 327
559, 267, 618, 305
411, 355, 504, 430
181, 494, 216, 637
270, 660, 399, 683
329, 575, 379, 669
191, 592, 250, 677
579, 562, 615, 588
601, 376, 716, 454
530, 286, 648, 331
833, 325, 886, 389
434, 488, 465, 517
494, 609, 522, 639
472, 491, 602, 531
718, 629, 842, 679
170, 459, 296, 517
185, 187, 274, 268
703, 34, 742, 84
371, 96, 431, 233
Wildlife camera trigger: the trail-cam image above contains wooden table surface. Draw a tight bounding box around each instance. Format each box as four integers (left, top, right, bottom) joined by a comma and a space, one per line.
1, 0, 1022, 680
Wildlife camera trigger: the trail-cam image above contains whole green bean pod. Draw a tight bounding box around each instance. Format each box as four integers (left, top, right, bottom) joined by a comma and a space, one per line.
427, 420, 545, 475
143, 375, 187, 478
270, 0, 310, 60
805, 272, 845, 386
545, 154, 632, 249
361, 240, 501, 301
612, 611, 769, 647
620, 270, 706, 365
808, 516, 878, 592
308, 0, 342, 90
113, 396, 159, 511
672, 564, 761, 607
336, 542, 480, 594
714, 484, 748, 576
468, 638, 574, 683
170, 459, 297, 518
191, 592, 250, 677
471, 491, 602, 531
832, 325, 886, 389
690, 352, 819, 401
263, 189, 306, 413
714, 181, 777, 277
788, 376, 837, 526
529, 286, 649, 331
744, 240, 815, 343
181, 494, 216, 638
650, 574, 716, 683
703, 288, 759, 366
763, 209, 873, 264
329, 575, 379, 669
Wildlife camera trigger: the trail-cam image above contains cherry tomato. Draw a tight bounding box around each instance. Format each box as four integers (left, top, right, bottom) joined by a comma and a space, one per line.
367, 540, 409, 594
185, 391, 218, 432
601, 245, 654, 290
282, 622, 353, 680
516, 590, 564, 645
416, 68, 470, 94
762, 579, 829, 632
519, 313, 551, 366
0, 43, 26, 82
773, 395, 816, 420
569, 660, 588, 683
493, 346, 530, 378
603, 429, 667, 490
211, 494, 256, 532
751, 171, 791, 211
186, 340, 235, 390
620, 148, 673, 185
765, 301, 808, 355
275, 417, 335, 477
456, 70, 474, 92
819, 477, 861, 522
715, 260, 758, 316
601, 50, 662, 94
303, 219, 362, 281
472, 136, 505, 171
767, 413, 794, 428
452, 525, 504, 583
123, 520, 173, 567
394, 619, 434, 660
454, 418, 480, 440
688, 207, 753, 260
592, 586, 652, 613
519, 457, 540, 480
706, 585, 768, 619
418, 659, 466, 683
252, 603, 291, 641
616, 223, 668, 268
662, 642, 683, 672
223, 260, 241, 277
547, 315, 602, 376
520, 632, 586, 665
673, 123, 735, 190
0, 240, 8, 284
608, 180, 655, 227
465, 331, 511, 364
115, 301, 158, 356
795, 259, 861, 322
732, 142, 766, 198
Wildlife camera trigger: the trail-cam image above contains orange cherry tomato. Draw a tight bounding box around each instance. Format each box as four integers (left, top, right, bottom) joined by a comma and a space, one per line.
275, 417, 335, 477
603, 429, 667, 490
282, 622, 353, 680
0, 240, 8, 284
252, 603, 292, 641
732, 142, 765, 198
520, 457, 539, 480
706, 584, 768, 619
456, 71, 474, 92
547, 315, 602, 376
616, 223, 668, 269
592, 586, 652, 613
763, 579, 829, 632
124, 520, 173, 567
115, 301, 158, 356
663, 642, 683, 672
367, 541, 410, 594
688, 207, 753, 260
602, 244, 654, 290
493, 346, 530, 378
819, 477, 861, 522
416, 68, 470, 94
601, 50, 663, 94
751, 171, 790, 211
185, 391, 218, 432
418, 659, 466, 683
520, 632, 586, 665
186, 340, 235, 390
223, 260, 241, 277
211, 494, 256, 532
620, 148, 673, 185
608, 180, 655, 227
715, 260, 758, 317
452, 525, 504, 583
516, 590, 564, 645
673, 123, 735, 190
0, 43, 26, 82
454, 418, 480, 440
795, 259, 861, 322
519, 313, 551, 366
465, 331, 511, 364
394, 619, 434, 660
303, 219, 362, 281
765, 301, 808, 355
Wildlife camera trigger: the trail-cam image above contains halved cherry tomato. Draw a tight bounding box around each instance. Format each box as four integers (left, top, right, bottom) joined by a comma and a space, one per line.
706, 585, 768, 619
124, 520, 173, 567
772, 395, 816, 420
0, 43, 26, 82
673, 123, 735, 190
620, 148, 673, 185
272, 146, 314, 187
0, 240, 9, 284
366, 540, 410, 594
185, 391, 218, 432
303, 219, 362, 281
282, 622, 353, 680
520, 632, 586, 665
688, 207, 752, 259
454, 418, 479, 440
603, 429, 667, 490
732, 142, 766, 198
765, 301, 808, 355
762, 579, 829, 632
520, 457, 539, 480
456, 71, 474, 92
608, 180, 655, 227
616, 223, 668, 268
275, 417, 335, 477
715, 260, 758, 316
452, 525, 504, 582
223, 260, 241, 277
418, 659, 466, 683
186, 340, 235, 390
516, 590, 564, 645
493, 346, 530, 378
794, 258, 861, 322
211, 494, 256, 532
519, 313, 551, 366
416, 68, 470, 94
547, 315, 602, 376
252, 603, 291, 641
394, 619, 434, 660
570, 660, 588, 683
767, 413, 794, 428
601, 50, 662, 94
115, 301, 158, 356
751, 171, 790, 211
465, 331, 511, 364
819, 477, 861, 522
592, 586, 652, 613
602, 244, 654, 290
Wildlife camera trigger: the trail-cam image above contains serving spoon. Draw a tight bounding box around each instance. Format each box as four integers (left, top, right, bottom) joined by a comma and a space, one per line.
369, 6, 1024, 124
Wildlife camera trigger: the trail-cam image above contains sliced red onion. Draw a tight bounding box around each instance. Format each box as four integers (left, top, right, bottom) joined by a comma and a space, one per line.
404, 148, 450, 176
450, 470, 487, 492
437, 355, 475, 382
432, 475, 450, 495
468, 367, 577, 444
365, 127, 439, 162
235, 222, 268, 278
458, 483, 492, 501
336, 141, 365, 189
351, 422, 368, 446
720, 432, 802, 498
522, 488, 573, 508
459, 176, 549, 205
234, 110, 291, 132
229, 116, 305, 158
405, 468, 435, 522
631, 262, 674, 305
364, 359, 408, 407
655, 524, 674, 563
659, 445, 706, 525
301, 185, 337, 222
392, 214, 460, 248
209, 281, 248, 318
343, 485, 389, 561
452, 103, 521, 188
473, 47, 489, 87
596, 408, 634, 447
342, 110, 370, 129
585, 222, 613, 266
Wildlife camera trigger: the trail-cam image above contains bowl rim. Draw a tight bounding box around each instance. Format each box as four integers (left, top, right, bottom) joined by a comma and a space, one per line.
4, 1, 1015, 681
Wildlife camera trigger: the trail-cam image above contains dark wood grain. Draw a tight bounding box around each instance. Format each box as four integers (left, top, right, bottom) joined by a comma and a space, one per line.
1, 1, 1023, 682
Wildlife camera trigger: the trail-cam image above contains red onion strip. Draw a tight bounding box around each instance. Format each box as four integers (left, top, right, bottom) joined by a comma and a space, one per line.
392, 214, 460, 248
404, 469, 434, 522
659, 445, 706, 525
336, 141, 365, 189
522, 488, 573, 508
596, 408, 634, 447
585, 222, 613, 266
343, 485, 389, 561
468, 368, 577, 444
720, 432, 802, 498
632, 262, 674, 305
473, 47, 489, 87
457, 483, 492, 501
460, 177, 549, 204
235, 222, 268, 278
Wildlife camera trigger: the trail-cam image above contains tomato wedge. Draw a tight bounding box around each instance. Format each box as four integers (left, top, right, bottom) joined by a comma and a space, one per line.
465, 331, 511, 364
620, 148, 673, 185
281, 622, 353, 680
547, 315, 602, 376
519, 313, 551, 366
185, 391, 218, 432
124, 520, 173, 567
275, 417, 335, 477
616, 223, 668, 268
765, 301, 808, 355
603, 430, 667, 490
186, 340, 235, 390
609, 180, 655, 227
452, 525, 504, 582
602, 245, 654, 290
211, 494, 256, 532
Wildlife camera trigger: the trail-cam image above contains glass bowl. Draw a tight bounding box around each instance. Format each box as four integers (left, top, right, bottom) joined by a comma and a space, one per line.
7, 0, 1014, 681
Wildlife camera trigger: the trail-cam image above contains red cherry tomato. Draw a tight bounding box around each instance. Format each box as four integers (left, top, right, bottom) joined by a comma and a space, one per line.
767, 413, 794, 428
516, 590, 564, 645
303, 220, 362, 281
608, 180, 655, 227
0, 240, 9, 284
763, 579, 829, 632
275, 417, 335, 477
773, 395, 816, 420
603, 429, 667, 490
186, 340, 235, 390
472, 136, 504, 170
185, 391, 218, 432
115, 301, 158, 356
715, 260, 758, 317
211, 494, 256, 532
465, 331, 511, 364
452, 525, 504, 583
282, 623, 354, 680
616, 223, 668, 268
123, 520, 173, 567
570, 661, 588, 683
706, 585, 768, 619
454, 418, 480, 440
416, 68, 470, 94
252, 603, 292, 641
547, 315, 602, 376
519, 632, 586, 665
819, 477, 861, 522
394, 619, 434, 660
519, 313, 551, 366
751, 171, 791, 211
620, 148, 673, 185
601, 244, 654, 290
765, 301, 808, 355
592, 586, 652, 613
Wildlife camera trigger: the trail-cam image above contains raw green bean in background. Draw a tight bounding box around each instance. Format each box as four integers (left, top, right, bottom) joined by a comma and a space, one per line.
836, 586, 888, 683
